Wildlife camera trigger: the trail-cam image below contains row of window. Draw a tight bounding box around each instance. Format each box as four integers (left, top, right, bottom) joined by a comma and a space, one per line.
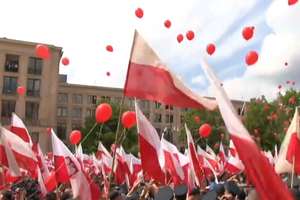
1, 100, 39, 120
58, 93, 107, 105
57, 107, 95, 118
4, 54, 43, 75
154, 113, 174, 123
3, 76, 40, 96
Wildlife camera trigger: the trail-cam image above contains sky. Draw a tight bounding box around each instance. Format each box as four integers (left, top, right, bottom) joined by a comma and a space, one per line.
0, 0, 299, 101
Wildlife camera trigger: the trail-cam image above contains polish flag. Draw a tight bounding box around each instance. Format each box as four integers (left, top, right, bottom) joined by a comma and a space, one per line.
128, 154, 142, 186
10, 113, 32, 145
225, 154, 244, 175
161, 137, 185, 186
124, 30, 217, 110
135, 101, 165, 183
185, 124, 204, 186
228, 140, 237, 157
197, 146, 219, 178
275, 108, 300, 174
50, 129, 95, 200
115, 147, 131, 185
200, 58, 293, 200
0, 127, 37, 176
218, 142, 227, 166
97, 142, 112, 174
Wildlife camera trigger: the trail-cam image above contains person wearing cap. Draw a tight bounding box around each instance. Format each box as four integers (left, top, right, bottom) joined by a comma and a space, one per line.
174, 184, 188, 200
154, 186, 174, 200
188, 188, 201, 200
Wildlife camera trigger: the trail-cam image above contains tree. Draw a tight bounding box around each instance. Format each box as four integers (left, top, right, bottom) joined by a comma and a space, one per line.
81, 100, 138, 155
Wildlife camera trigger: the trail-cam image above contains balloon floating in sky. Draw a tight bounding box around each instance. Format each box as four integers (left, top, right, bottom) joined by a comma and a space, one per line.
61, 57, 70, 66
17, 86, 26, 96
278, 85, 282, 89
292, 81, 296, 85
288, 0, 298, 6
106, 72, 111, 76
286, 80, 290, 84
164, 20, 171, 28
106, 45, 113, 52
245, 51, 259, 66
186, 30, 195, 40
285, 62, 288, 66
206, 43, 216, 55
35, 44, 50, 59
177, 34, 184, 43
121, 111, 136, 129
199, 123, 212, 138
242, 26, 255, 41
135, 8, 144, 18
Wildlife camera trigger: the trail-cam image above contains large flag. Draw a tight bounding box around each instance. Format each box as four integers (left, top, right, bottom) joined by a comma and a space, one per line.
124, 30, 217, 110
135, 101, 165, 183
50, 129, 96, 200
10, 113, 32, 145
0, 127, 37, 176
200, 58, 293, 200
185, 124, 204, 186
161, 137, 185, 186
275, 108, 300, 174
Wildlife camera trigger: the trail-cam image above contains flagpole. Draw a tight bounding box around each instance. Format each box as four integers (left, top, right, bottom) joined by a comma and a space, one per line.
291, 155, 295, 188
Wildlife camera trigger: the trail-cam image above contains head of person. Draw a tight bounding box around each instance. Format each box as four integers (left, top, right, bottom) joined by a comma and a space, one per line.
110, 190, 124, 200
188, 188, 201, 200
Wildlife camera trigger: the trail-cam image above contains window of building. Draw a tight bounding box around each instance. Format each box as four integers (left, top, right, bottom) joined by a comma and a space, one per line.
165, 105, 173, 110
57, 122, 67, 140
1, 100, 16, 117
3, 76, 17, 95
165, 114, 174, 123
71, 107, 82, 118
28, 57, 43, 75
57, 107, 68, 117
154, 113, 162, 123
72, 94, 82, 104
5, 54, 19, 72
27, 79, 40, 97
31, 132, 39, 143
155, 102, 161, 109
72, 121, 82, 130
87, 108, 95, 118
58, 93, 68, 104
88, 95, 97, 104
25, 102, 39, 120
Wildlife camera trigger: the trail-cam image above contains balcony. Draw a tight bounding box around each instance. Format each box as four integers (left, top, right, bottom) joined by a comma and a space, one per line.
5, 63, 19, 72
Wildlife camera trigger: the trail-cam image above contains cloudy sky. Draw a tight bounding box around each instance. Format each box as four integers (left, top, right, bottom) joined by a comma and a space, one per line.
0, 0, 299, 100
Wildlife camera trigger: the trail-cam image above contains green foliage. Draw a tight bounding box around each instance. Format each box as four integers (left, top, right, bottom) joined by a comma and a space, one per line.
81, 100, 138, 155
181, 89, 300, 151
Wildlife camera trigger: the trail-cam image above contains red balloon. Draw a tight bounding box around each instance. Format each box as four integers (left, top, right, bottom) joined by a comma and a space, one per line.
292, 81, 296, 85
106, 71, 111, 76
135, 8, 144, 18
288, 0, 298, 5
17, 86, 26, 96
242, 26, 255, 41
199, 123, 212, 138
186, 30, 195, 40
206, 43, 216, 55
164, 20, 171, 28
194, 116, 200, 123
285, 62, 288, 66
106, 45, 113, 52
177, 34, 184, 43
35, 44, 50, 59
61, 57, 69, 66
69, 130, 82, 145
286, 80, 290, 84
278, 85, 282, 89
95, 103, 112, 123
245, 51, 259, 65
121, 111, 136, 129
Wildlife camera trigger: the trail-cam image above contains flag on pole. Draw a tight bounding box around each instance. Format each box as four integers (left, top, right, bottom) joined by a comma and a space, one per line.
275, 108, 300, 174
200, 58, 293, 200
10, 113, 32, 145
135, 101, 165, 183
124, 30, 217, 110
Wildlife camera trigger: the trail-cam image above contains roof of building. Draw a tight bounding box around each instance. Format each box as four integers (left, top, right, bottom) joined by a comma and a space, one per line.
0, 37, 62, 50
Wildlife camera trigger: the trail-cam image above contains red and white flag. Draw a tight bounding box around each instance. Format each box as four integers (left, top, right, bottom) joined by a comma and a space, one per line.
275, 108, 300, 174
161, 137, 185, 186
185, 124, 204, 186
10, 113, 32, 145
124, 30, 217, 110
225, 154, 244, 175
50, 129, 96, 200
218, 142, 227, 167
0, 127, 37, 177
97, 142, 112, 175
135, 101, 165, 183
200, 58, 293, 200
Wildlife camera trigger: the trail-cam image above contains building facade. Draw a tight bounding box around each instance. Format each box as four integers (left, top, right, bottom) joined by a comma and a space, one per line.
0, 38, 246, 152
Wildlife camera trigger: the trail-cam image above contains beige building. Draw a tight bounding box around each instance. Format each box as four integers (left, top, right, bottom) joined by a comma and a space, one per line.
0, 38, 246, 152
0, 38, 62, 151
